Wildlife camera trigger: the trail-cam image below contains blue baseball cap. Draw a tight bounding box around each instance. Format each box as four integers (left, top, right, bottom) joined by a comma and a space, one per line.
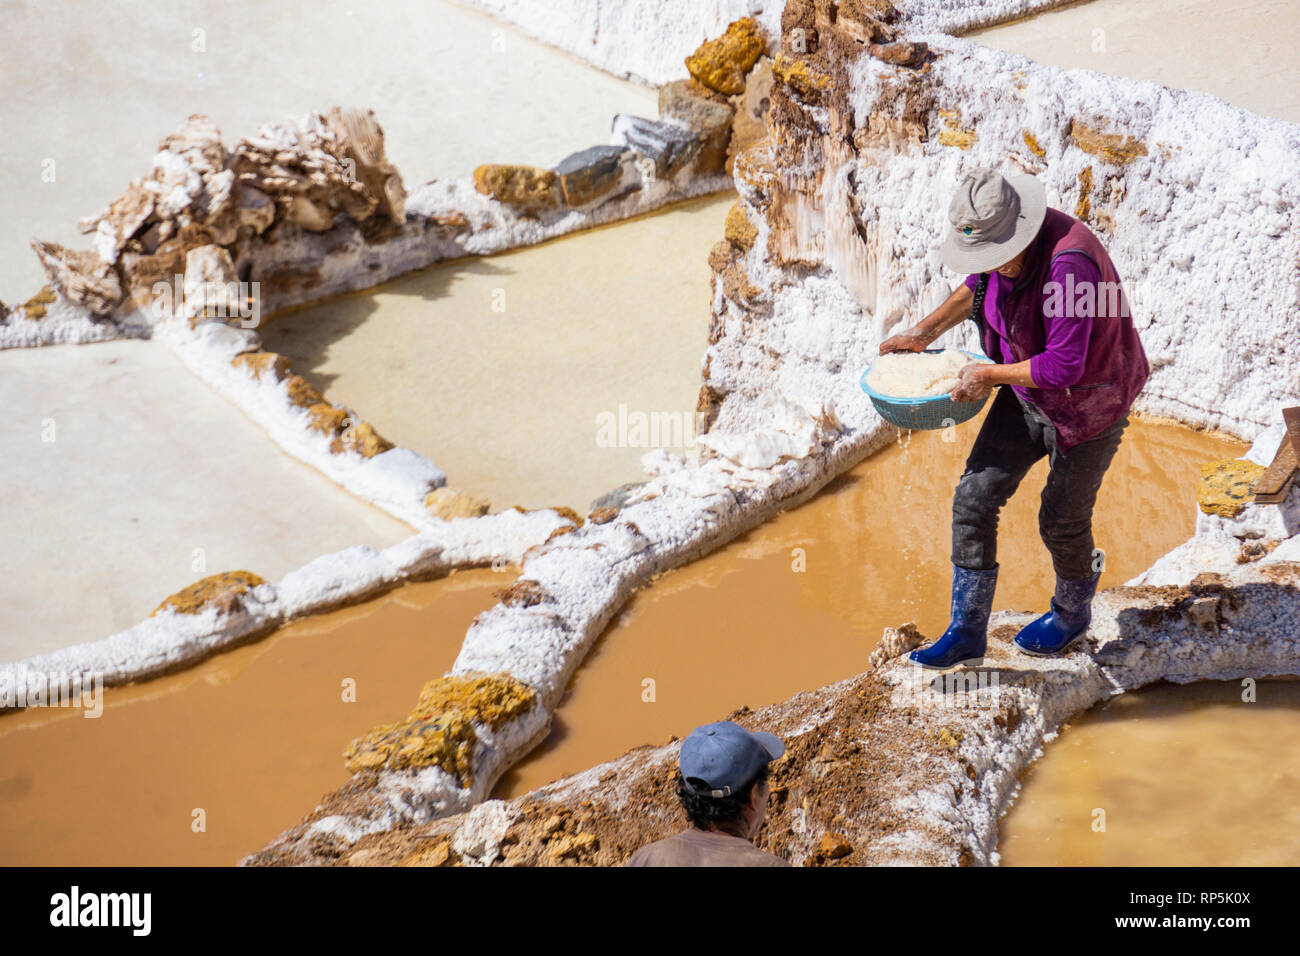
679, 721, 785, 798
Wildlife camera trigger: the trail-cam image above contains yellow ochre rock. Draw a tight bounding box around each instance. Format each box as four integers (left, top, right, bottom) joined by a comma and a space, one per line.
22, 285, 58, 320
819, 832, 853, 860
937, 110, 976, 150
152, 570, 266, 617
934, 726, 964, 751
722, 262, 764, 306
1068, 119, 1148, 165
1198, 459, 1265, 518
1076, 165, 1094, 220
725, 201, 758, 250
1022, 130, 1046, 159
231, 350, 291, 383
771, 52, 832, 99
284, 374, 326, 409
549, 831, 599, 861
343, 673, 537, 784
686, 18, 766, 95
331, 421, 394, 458
709, 239, 738, 274
306, 402, 349, 435
400, 841, 455, 867
472, 164, 561, 214
425, 486, 491, 519
548, 505, 582, 527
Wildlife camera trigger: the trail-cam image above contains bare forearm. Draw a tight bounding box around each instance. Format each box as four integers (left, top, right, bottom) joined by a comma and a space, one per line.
879, 283, 981, 357
981, 358, 1037, 388
909, 283, 974, 344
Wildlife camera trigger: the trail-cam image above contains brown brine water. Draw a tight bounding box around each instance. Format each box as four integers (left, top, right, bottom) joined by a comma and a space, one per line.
999, 679, 1300, 866
0, 569, 508, 866
0, 413, 1263, 865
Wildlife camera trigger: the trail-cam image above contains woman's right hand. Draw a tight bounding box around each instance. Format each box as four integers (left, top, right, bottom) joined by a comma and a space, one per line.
879, 332, 931, 355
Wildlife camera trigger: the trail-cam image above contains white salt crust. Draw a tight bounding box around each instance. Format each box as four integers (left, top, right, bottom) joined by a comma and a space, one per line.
454, 0, 786, 86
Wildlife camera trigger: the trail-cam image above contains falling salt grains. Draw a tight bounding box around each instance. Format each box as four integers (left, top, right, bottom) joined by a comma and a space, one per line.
893, 428, 925, 616
896, 427, 915, 495
892, 429, 936, 618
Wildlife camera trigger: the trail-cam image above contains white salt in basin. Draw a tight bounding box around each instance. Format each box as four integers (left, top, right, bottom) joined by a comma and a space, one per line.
865, 348, 987, 399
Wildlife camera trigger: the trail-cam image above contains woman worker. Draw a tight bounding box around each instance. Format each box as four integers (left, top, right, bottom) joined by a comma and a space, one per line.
880, 167, 1150, 668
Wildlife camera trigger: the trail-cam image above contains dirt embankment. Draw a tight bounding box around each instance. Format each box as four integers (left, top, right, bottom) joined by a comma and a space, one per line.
249, 665, 949, 867
248, 617, 1024, 867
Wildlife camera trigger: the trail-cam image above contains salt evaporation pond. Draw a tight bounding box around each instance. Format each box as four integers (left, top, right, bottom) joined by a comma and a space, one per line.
0, 339, 411, 661
999, 679, 1300, 866
6, 0, 1296, 867
0, 568, 507, 866
963, 0, 1300, 864
259, 193, 732, 511
0, 0, 660, 661
494, 415, 1247, 798
969, 0, 1300, 125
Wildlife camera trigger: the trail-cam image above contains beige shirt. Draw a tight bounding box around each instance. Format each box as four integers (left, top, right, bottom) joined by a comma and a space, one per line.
625, 828, 790, 867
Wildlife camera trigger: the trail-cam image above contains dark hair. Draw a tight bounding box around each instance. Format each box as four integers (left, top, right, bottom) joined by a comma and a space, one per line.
676, 767, 769, 830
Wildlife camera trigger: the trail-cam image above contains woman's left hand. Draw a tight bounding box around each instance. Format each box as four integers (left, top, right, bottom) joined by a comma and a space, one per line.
950, 363, 993, 403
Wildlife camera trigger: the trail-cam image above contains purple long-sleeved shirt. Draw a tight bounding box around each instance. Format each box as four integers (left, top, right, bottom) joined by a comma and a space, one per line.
963, 251, 1100, 393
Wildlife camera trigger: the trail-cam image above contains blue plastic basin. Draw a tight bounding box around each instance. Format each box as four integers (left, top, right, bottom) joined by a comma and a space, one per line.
860, 348, 995, 431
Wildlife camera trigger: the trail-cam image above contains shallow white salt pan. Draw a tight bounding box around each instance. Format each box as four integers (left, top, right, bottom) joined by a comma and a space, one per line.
0, 339, 412, 662
0, 0, 657, 302
968, 0, 1300, 125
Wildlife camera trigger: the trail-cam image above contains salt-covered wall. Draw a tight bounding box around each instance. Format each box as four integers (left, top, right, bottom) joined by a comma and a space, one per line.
449, 0, 1117, 83
904, 0, 1099, 33
455, 0, 787, 85
705, 2, 1300, 446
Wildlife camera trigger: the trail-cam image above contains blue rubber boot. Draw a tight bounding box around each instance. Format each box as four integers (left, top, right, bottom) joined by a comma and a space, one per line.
909, 564, 999, 669
1014, 572, 1101, 656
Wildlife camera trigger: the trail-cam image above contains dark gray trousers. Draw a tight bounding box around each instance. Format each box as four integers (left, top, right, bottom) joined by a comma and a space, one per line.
952, 386, 1128, 581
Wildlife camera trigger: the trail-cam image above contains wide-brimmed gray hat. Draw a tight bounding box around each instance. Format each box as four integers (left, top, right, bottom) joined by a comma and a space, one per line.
941, 167, 1047, 274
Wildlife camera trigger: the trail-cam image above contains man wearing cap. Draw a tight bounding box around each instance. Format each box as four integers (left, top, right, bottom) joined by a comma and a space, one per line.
626, 721, 789, 867
880, 167, 1149, 667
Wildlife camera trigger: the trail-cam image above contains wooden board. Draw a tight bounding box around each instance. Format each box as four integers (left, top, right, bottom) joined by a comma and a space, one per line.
1253, 405, 1300, 503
